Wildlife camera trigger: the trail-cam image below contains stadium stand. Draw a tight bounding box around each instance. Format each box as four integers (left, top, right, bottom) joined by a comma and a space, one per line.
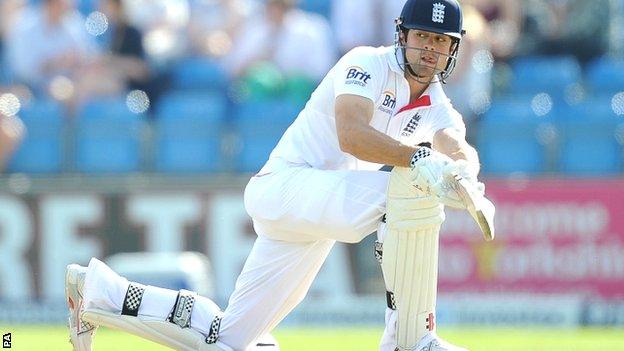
7, 100, 64, 173
170, 58, 228, 91
556, 96, 623, 175
299, 0, 332, 18
508, 56, 582, 99
75, 97, 144, 173
586, 57, 624, 95
477, 96, 556, 175
232, 99, 302, 172
3, 3, 623, 177
154, 91, 226, 173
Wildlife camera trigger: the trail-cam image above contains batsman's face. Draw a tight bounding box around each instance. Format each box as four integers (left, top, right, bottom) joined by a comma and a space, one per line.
403, 30, 454, 79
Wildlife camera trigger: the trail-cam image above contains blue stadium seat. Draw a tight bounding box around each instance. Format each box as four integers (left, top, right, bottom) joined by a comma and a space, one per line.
154, 91, 227, 173
0, 57, 11, 86
478, 98, 556, 175
509, 56, 581, 97
556, 96, 617, 122
558, 127, 621, 175
75, 97, 144, 173
8, 100, 65, 173
171, 58, 227, 90
233, 120, 291, 173
79, 97, 145, 120
556, 97, 622, 175
299, 0, 332, 18
77, 0, 97, 15
477, 122, 552, 175
154, 117, 222, 173
156, 90, 226, 121
482, 96, 544, 122
235, 99, 302, 123
233, 100, 302, 172
586, 57, 624, 95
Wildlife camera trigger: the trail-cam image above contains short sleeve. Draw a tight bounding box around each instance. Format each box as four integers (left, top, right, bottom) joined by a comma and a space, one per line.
333, 47, 385, 103
429, 103, 467, 138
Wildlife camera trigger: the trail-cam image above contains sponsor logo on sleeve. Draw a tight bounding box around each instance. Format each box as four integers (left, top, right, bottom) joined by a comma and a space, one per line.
345, 66, 371, 87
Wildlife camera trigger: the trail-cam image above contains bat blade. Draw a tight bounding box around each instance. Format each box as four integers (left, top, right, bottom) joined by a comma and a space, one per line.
452, 175, 496, 241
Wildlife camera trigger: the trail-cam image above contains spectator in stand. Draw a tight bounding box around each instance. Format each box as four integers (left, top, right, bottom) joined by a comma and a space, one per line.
5, 0, 99, 95
122, 0, 191, 62
462, 0, 522, 61
225, 0, 336, 101
331, 0, 378, 54
0, 106, 25, 173
520, 0, 611, 65
0, 0, 29, 171
444, 4, 493, 128
1, 0, 26, 84
98, 0, 151, 93
187, 0, 259, 58
1, 0, 28, 64
331, 0, 404, 54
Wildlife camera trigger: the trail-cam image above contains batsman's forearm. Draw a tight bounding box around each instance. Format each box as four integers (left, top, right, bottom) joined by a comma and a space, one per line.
448, 143, 480, 169
338, 123, 416, 167
433, 129, 481, 174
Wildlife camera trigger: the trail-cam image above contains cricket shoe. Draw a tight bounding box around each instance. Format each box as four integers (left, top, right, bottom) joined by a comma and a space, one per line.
66, 264, 98, 351
411, 332, 468, 351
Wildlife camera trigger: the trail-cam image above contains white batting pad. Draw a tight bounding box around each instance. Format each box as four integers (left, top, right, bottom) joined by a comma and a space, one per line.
82, 309, 231, 351
382, 167, 445, 350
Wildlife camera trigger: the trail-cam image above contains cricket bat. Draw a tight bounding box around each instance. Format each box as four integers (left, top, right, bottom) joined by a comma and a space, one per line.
449, 173, 496, 241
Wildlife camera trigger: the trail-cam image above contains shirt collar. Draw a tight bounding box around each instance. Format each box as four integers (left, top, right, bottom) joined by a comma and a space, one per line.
425, 80, 449, 106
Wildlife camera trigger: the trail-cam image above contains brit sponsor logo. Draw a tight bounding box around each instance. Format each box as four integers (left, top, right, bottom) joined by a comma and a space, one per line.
345, 66, 371, 87
432, 3, 446, 23
378, 91, 396, 114
402, 112, 422, 136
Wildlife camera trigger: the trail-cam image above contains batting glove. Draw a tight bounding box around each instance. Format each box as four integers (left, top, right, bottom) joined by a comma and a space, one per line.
408, 145, 454, 195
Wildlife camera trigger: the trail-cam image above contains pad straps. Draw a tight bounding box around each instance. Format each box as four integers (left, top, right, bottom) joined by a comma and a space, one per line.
386, 291, 396, 310
121, 282, 146, 317
167, 289, 197, 328
205, 314, 223, 344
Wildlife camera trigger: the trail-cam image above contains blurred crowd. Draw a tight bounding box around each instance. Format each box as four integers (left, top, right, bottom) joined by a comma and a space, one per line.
0, 0, 622, 173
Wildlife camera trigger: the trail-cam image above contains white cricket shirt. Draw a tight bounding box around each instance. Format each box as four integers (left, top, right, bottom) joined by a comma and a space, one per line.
264, 46, 466, 172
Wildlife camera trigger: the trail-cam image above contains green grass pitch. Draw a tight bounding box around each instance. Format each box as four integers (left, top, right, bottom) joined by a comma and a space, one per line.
2, 325, 623, 351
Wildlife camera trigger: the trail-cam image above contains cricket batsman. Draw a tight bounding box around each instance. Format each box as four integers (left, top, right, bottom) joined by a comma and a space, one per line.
65, 0, 494, 350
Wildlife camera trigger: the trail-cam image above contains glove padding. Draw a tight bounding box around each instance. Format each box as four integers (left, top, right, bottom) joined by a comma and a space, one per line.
432, 160, 484, 209
408, 147, 454, 194
409, 147, 485, 209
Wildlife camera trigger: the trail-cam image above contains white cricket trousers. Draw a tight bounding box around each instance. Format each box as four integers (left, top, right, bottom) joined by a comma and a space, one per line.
224, 160, 390, 350
84, 159, 396, 351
